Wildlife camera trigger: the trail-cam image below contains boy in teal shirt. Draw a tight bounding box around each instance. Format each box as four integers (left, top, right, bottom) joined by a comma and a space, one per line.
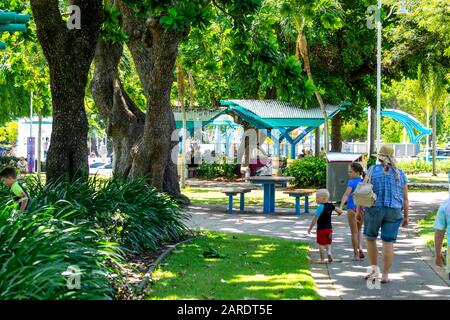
0, 166, 30, 213
434, 198, 450, 280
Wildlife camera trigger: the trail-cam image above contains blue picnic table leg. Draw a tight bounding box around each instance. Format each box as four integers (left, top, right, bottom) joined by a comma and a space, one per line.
270, 183, 275, 213
240, 192, 245, 211
295, 195, 301, 215
263, 183, 271, 214
304, 195, 309, 213
227, 194, 235, 214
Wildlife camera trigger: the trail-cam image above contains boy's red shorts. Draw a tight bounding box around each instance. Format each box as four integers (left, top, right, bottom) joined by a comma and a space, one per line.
317, 228, 333, 245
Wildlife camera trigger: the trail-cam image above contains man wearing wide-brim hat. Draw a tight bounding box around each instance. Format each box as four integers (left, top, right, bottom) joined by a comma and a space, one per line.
363, 145, 409, 284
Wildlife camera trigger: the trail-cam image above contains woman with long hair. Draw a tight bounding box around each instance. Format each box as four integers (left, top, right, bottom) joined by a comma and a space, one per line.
363, 145, 409, 284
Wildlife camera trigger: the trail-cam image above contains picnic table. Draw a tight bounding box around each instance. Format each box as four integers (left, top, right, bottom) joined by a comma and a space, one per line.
246, 176, 294, 214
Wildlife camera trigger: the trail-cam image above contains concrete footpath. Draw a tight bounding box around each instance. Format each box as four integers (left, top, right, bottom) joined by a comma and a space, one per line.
186, 192, 450, 300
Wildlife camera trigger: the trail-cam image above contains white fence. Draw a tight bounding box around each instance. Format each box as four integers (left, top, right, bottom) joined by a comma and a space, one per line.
342, 142, 418, 157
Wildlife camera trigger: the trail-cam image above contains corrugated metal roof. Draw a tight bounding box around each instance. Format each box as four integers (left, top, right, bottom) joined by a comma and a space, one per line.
173, 109, 225, 122
225, 100, 340, 119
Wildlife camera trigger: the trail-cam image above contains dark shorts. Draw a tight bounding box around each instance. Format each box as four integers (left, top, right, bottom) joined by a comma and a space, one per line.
364, 206, 403, 243
317, 228, 333, 245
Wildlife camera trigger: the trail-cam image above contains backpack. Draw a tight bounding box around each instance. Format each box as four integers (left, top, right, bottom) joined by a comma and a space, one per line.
353, 166, 377, 208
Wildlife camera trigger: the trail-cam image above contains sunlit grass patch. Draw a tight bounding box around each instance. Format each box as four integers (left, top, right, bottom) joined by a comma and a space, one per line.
418, 210, 447, 248
147, 232, 320, 300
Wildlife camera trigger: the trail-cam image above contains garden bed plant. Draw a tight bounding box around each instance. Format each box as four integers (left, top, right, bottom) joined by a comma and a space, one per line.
0, 176, 190, 299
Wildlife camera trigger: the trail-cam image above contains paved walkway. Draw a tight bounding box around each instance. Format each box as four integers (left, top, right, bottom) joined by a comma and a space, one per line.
186, 192, 450, 300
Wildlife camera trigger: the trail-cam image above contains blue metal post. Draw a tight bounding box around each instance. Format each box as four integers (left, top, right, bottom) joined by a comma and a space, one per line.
270, 184, 275, 213
305, 195, 309, 213
228, 194, 235, 214
290, 143, 296, 160
295, 196, 301, 215
263, 183, 271, 214
240, 193, 245, 211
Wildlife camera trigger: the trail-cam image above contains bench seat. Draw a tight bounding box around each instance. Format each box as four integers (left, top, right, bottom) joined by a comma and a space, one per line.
283, 189, 316, 215
220, 187, 254, 214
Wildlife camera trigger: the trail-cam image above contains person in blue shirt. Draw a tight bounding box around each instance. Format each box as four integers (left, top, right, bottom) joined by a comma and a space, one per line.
340, 162, 365, 261
433, 198, 450, 279
363, 145, 409, 284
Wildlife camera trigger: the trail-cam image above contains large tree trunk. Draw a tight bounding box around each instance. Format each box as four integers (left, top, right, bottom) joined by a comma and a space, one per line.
315, 127, 321, 156
31, 0, 103, 183
128, 21, 182, 195
91, 40, 145, 179
331, 112, 342, 152
92, 2, 188, 202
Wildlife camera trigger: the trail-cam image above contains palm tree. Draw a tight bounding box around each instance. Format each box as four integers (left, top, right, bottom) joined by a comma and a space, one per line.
275, 0, 343, 152
418, 65, 447, 176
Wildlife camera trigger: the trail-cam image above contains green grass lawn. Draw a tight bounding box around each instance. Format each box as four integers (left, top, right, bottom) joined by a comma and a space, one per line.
181, 186, 316, 208
417, 210, 447, 248
408, 173, 449, 183
408, 186, 449, 193
147, 232, 320, 300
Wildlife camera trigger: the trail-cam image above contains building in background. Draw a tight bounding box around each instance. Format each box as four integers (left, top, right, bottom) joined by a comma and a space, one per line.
16, 117, 53, 160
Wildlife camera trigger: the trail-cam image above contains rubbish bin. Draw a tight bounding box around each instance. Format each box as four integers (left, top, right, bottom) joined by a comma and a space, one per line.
326, 152, 363, 202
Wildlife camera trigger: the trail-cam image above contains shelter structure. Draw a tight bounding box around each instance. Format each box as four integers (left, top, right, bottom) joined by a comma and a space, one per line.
219, 100, 350, 159
173, 100, 350, 159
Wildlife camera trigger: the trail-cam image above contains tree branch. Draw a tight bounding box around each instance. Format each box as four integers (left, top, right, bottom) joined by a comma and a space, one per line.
30, 0, 65, 51
211, 0, 245, 30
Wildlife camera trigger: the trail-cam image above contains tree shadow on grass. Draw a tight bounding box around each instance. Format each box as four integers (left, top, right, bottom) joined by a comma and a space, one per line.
148, 232, 321, 300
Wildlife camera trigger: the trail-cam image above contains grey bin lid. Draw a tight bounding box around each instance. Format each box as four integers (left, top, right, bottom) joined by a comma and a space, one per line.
326, 152, 363, 163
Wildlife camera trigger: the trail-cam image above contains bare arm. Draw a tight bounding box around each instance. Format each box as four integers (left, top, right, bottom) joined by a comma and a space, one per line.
334, 207, 343, 216
402, 185, 409, 227
308, 217, 318, 234
339, 187, 352, 210
435, 229, 446, 267
18, 193, 28, 213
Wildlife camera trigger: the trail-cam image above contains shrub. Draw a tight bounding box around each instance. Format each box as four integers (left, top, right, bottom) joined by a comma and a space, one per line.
397, 160, 432, 174
22, 177, 190, 253
0, 176, 190, 299
397, 159, 450, 175
438, 160, 450, 174
284, 156, 326, 188
197, 161, 239, 179
0, 205, 123, 300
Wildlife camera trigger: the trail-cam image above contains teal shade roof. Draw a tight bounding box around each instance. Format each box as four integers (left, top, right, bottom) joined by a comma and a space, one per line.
219, 99, 349, 129
221, 100, 343, 119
